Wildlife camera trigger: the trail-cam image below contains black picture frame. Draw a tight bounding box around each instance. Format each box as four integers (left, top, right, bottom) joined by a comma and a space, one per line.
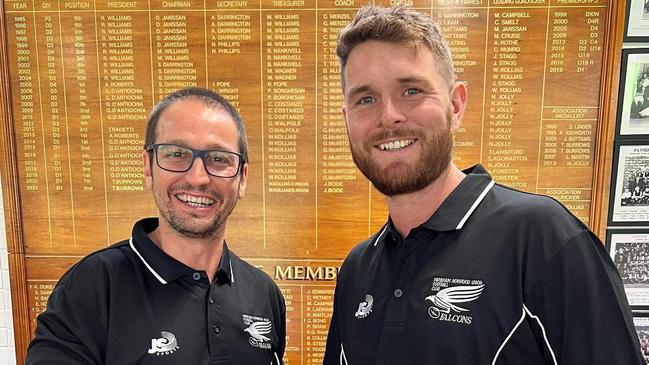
616, 49, 649, 138
607, 228, 649, 309
633, 311, 649, 364
625, 0, 649, 42
608, 141, 649, 225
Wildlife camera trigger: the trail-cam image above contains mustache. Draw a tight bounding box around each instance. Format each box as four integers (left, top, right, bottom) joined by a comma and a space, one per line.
367, 128, 423, 145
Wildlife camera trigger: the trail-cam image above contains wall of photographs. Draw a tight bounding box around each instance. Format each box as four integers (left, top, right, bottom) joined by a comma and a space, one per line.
608, 1, 649, 363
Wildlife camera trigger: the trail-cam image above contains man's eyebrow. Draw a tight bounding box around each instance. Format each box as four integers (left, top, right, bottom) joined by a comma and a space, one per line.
162, 139, 190, 146
346, 84, 372, 99
158, 140, 229, 150
395, 76, 431, 86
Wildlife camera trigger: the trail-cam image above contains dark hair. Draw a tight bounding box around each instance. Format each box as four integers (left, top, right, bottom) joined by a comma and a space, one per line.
336, 5, 455, 89
144, 87, 248, 163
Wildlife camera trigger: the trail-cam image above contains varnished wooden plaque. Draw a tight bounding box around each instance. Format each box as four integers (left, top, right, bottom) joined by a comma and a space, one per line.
0, 0, 618, 363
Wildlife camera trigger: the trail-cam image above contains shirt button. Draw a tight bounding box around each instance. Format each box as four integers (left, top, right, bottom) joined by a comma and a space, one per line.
394, 288, 403, 298
192, 272, 201, 280
212, 325, 221, 334
209, 297, 215, 304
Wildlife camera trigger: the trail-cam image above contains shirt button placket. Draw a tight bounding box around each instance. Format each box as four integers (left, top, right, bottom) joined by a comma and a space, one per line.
212, 325, 221, 334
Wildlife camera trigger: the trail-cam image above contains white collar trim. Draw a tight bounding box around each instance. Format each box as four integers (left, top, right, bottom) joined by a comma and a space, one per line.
129, 237, 167, 285
373, 224, 389, 247
456, 179, 495, 230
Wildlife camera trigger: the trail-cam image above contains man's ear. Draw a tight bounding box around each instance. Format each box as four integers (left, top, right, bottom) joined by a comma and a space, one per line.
449, 81, 468, 132
143, 149, 153, 190
238, 163, 248, 199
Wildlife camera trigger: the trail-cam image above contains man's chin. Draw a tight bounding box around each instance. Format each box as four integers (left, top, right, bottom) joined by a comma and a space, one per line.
372, 180, 428, 197
167, 217, 222, 240
174, 226, 219, 240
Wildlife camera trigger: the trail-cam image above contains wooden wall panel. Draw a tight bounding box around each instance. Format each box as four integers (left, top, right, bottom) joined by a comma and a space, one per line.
0, 0, 624, 362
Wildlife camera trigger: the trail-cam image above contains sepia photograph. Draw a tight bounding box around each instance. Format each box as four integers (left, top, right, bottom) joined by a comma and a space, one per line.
610, 143, 649, 224
626, 0, 649, 42
618, 49, 649, 137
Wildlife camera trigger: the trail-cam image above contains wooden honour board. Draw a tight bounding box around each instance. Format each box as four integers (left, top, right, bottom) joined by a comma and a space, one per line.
0, 0, 625, 363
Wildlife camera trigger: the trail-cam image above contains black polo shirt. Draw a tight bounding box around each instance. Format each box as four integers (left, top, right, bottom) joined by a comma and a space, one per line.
324, 165, 643, 365
26, 218, 285, 365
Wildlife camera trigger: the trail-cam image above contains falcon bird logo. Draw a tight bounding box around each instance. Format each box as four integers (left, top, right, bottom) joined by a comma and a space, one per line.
425, 284, 484, 319
355, 294, 374, 319
244, 320, 273, 347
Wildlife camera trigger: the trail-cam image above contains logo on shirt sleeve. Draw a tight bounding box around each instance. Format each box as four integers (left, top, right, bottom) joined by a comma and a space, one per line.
426, 277, 484, 325
243, 314, 273, 349
148, 331, 179, 356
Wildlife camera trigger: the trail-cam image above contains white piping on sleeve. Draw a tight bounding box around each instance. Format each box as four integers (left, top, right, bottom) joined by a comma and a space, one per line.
457, 179, 495, 230
491, 305, 559, 365
373, 224, 389, 247
129, 237, 167, 284
340, 342, 348, 365
273, 352, 281, 364
523, 304, 558, 365
491, 307, 526, 365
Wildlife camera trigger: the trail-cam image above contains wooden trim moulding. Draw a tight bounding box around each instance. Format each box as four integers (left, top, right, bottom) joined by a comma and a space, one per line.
0, 1, 32, 362
591, 0, 626, 240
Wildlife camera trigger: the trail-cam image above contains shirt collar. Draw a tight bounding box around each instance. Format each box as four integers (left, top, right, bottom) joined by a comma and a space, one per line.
378, 164, 495, 244
129, 218, 234, 285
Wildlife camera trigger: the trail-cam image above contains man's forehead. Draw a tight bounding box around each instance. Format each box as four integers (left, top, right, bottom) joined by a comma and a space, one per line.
156, 102, 236, 138
159, 100, 231, 123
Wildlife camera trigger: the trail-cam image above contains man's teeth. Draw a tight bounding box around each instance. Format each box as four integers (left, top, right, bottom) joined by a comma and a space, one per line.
177, 194, 215, 207
378, 139, 415, 151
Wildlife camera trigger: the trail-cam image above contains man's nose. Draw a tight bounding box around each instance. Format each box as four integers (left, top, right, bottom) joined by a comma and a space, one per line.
185, 156, 212, 185
377, 98, 405, 128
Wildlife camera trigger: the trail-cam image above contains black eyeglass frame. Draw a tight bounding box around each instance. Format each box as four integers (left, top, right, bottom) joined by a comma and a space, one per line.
146, 143, 246, 178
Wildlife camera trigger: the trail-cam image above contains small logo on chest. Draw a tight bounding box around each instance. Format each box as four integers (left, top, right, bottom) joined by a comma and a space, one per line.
148, 331, 179, 356
355, 294, 374, 319
426, 277, 485, 325
243, 313, 273, 349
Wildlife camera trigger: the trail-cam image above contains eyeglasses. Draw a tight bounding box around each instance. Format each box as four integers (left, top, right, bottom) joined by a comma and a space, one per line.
146, 143, 245, 178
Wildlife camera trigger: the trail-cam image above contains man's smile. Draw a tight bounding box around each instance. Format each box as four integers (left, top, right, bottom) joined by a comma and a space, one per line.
376, 138, 416, 152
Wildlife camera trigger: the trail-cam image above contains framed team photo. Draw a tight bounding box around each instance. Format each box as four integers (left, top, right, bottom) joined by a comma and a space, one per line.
626, 0, 649, 42
634, 313, 649, 364
609, 142, 649, 224
617, 49, 649, 137
607, 229, 649, 308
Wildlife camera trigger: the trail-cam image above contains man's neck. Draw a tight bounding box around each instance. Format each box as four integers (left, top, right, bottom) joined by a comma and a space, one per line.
386, 163, 465, 238
148, 222, 225, 283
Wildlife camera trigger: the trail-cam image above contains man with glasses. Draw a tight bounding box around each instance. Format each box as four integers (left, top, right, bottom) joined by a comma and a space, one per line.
27, 87, 286, 364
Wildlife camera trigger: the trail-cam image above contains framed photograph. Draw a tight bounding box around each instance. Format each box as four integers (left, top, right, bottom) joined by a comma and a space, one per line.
607, 229, 649, 308
626, 0, 649, 42
617, 49, 649, 137
609, 142, 649, 225
634, 312, 649, 364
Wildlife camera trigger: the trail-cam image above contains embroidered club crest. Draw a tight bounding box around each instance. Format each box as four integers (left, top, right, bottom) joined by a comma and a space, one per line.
426, 277, 485, 324
243, 314, 273, 349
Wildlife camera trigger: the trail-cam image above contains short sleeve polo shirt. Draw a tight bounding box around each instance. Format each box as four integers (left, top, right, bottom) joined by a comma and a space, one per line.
27, 218, 286, 365
324, 164, 643, 365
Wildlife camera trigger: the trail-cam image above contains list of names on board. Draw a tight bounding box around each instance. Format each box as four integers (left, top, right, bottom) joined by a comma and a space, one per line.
4, 0, 608, 362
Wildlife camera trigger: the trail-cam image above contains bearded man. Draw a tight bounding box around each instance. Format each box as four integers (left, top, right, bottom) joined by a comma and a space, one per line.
324, 5, 643, 365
